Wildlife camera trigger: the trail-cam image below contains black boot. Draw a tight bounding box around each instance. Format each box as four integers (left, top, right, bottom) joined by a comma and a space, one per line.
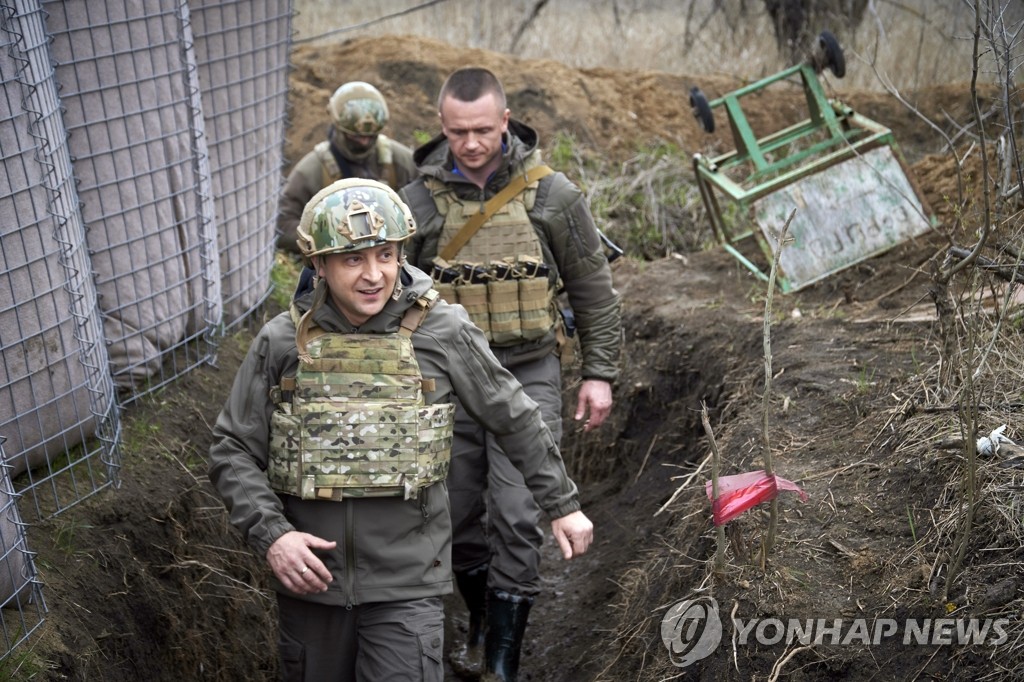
450, 565, 489, 679
483, 590, 533, 682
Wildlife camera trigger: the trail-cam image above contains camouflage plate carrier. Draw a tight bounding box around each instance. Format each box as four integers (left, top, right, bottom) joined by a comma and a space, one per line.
268, 296, 454, 501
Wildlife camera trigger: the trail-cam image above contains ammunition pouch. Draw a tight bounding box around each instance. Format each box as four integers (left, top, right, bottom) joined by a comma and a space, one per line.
431, 255, 556, 345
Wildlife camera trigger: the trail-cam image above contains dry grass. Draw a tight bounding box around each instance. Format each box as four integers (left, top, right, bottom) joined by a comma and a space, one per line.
877, 200, 1024, 679
883, 410, 1024, 679
553, 136, 710, 259
292, 0, 1019, 92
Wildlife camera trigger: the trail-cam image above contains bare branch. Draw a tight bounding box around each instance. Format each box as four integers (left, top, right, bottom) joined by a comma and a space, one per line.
508, 0, 550, 54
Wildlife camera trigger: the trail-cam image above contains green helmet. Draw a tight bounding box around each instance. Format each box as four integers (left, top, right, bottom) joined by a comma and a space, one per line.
296, 178, 417, 259
327, 81, 389, 136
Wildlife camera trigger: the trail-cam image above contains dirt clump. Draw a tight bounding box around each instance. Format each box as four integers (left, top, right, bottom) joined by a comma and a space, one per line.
20, 35, 1021, 682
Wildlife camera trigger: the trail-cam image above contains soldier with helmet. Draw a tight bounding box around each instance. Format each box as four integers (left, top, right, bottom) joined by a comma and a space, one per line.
208, 179, 594, 681
276, 81, 417, 253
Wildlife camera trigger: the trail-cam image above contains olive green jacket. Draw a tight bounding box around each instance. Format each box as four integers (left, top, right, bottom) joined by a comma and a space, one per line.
399, 119, 621, 383
207, 264, 580, 606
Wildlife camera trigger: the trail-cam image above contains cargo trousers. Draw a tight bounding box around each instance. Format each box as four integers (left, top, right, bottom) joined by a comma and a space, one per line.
276, 594, 444, 681
449, 351, 563, 595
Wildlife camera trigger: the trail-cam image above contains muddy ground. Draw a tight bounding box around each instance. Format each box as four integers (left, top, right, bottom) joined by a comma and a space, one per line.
20, 35, 1022, 682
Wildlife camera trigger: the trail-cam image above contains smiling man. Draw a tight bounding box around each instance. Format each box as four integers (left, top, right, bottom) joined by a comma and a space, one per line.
208, 179, 593, 682
400, 68, 622, 681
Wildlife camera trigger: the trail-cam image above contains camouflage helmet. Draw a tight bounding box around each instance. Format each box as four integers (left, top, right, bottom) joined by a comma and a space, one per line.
296, 178, 416, 259
327, 81, 389, 136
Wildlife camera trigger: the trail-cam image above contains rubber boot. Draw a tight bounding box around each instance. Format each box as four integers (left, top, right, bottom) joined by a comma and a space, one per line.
483, 590, 534, 682
449, 565, 489, 679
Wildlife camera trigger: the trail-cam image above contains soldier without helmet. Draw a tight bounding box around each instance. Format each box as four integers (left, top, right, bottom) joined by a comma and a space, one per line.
400, 67, 622, 682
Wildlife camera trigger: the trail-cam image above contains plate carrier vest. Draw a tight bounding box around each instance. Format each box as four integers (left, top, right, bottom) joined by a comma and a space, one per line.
425, 151, 557, 345
267, 290, 454, 501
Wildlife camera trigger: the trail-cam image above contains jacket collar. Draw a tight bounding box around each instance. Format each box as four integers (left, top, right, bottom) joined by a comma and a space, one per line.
295, 263, 434, 334
413, 118, 540, 193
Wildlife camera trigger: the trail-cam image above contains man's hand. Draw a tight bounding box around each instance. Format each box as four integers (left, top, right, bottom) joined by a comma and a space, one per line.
575, 379, 613, 432
551, 510, 594, 560
266, 530, 336, 595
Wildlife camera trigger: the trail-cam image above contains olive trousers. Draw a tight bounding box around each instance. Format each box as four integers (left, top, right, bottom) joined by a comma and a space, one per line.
276, 594, 444, 681
449, 351, 563, 595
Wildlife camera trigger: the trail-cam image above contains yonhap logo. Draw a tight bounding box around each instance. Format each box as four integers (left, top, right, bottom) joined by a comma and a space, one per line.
660, 593, 1012, 669
661, 596, 723, 667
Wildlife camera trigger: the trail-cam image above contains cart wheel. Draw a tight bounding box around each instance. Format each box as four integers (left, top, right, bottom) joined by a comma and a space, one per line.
689, 86, 714, 133
817, 30, 845, 78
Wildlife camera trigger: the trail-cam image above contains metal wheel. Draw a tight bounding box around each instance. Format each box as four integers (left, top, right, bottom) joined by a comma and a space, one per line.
689, 86, 714, 133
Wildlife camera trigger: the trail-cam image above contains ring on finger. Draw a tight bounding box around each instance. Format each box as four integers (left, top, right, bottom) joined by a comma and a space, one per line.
300, 565, 308, 575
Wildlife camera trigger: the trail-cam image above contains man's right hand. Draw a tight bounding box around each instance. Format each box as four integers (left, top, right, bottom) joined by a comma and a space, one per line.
266, 530, 336, 595
550, 510, 594, 560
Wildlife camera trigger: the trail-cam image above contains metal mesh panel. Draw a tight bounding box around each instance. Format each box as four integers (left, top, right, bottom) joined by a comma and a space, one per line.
190, 0, 291, 327
0, 0, 291, 517
0, 0, 292, 661
0, 439, 46, 662
41, 0, 220, 404
0, 0, 122, 520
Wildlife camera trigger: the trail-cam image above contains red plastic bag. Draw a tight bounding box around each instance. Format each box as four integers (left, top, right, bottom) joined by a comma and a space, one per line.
704, 470, 808, 526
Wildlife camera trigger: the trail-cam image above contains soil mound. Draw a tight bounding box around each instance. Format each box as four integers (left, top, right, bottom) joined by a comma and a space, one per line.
286, 35, 982, 168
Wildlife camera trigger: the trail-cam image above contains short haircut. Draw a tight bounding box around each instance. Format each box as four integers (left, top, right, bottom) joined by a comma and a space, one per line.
437, 67, 507, 111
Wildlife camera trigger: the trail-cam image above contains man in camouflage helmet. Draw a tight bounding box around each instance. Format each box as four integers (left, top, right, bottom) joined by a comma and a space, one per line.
399, 67, 621, 681
208, 178, 594, 681
276, 81, 418, 253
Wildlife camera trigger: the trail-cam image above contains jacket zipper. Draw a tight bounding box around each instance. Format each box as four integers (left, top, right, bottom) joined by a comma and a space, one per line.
248, 336, 270, 417
420, 486, 430, 532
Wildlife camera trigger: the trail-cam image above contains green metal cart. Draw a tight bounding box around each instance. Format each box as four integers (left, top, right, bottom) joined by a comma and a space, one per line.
690, 31, 938, 292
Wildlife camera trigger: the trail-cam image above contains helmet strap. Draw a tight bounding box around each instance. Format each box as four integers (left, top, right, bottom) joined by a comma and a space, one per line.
391, 268, 404, 301
295, 277, 328, 364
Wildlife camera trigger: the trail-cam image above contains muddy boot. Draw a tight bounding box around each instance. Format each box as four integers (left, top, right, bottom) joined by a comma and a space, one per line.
450, 565, 489, 679
483, 590, 533, 682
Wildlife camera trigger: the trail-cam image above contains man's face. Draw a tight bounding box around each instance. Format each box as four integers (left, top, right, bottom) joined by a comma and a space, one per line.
315, 243, 399, 326
439, 91, 509, 176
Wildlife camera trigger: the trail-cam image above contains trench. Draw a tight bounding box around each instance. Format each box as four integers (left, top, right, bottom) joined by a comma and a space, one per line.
440, 309, 755, 682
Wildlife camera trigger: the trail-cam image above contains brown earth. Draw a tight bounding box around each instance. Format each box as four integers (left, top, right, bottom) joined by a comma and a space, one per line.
21, 35, 1021, 682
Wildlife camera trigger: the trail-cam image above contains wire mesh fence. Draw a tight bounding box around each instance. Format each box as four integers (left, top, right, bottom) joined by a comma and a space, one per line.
44, 0, 221, 404
0, 439, 45, 662
0, 0, 291, 662
191, 0, 290, 329
0, 0, 122, 521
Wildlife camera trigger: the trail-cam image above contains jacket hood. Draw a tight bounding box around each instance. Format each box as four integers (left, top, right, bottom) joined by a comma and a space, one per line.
412, 118, 539, 188
293, 262, 434, 335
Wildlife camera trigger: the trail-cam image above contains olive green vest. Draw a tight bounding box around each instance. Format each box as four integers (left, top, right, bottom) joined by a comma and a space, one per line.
313, 134, 399, 189
425, 151, 556, 345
